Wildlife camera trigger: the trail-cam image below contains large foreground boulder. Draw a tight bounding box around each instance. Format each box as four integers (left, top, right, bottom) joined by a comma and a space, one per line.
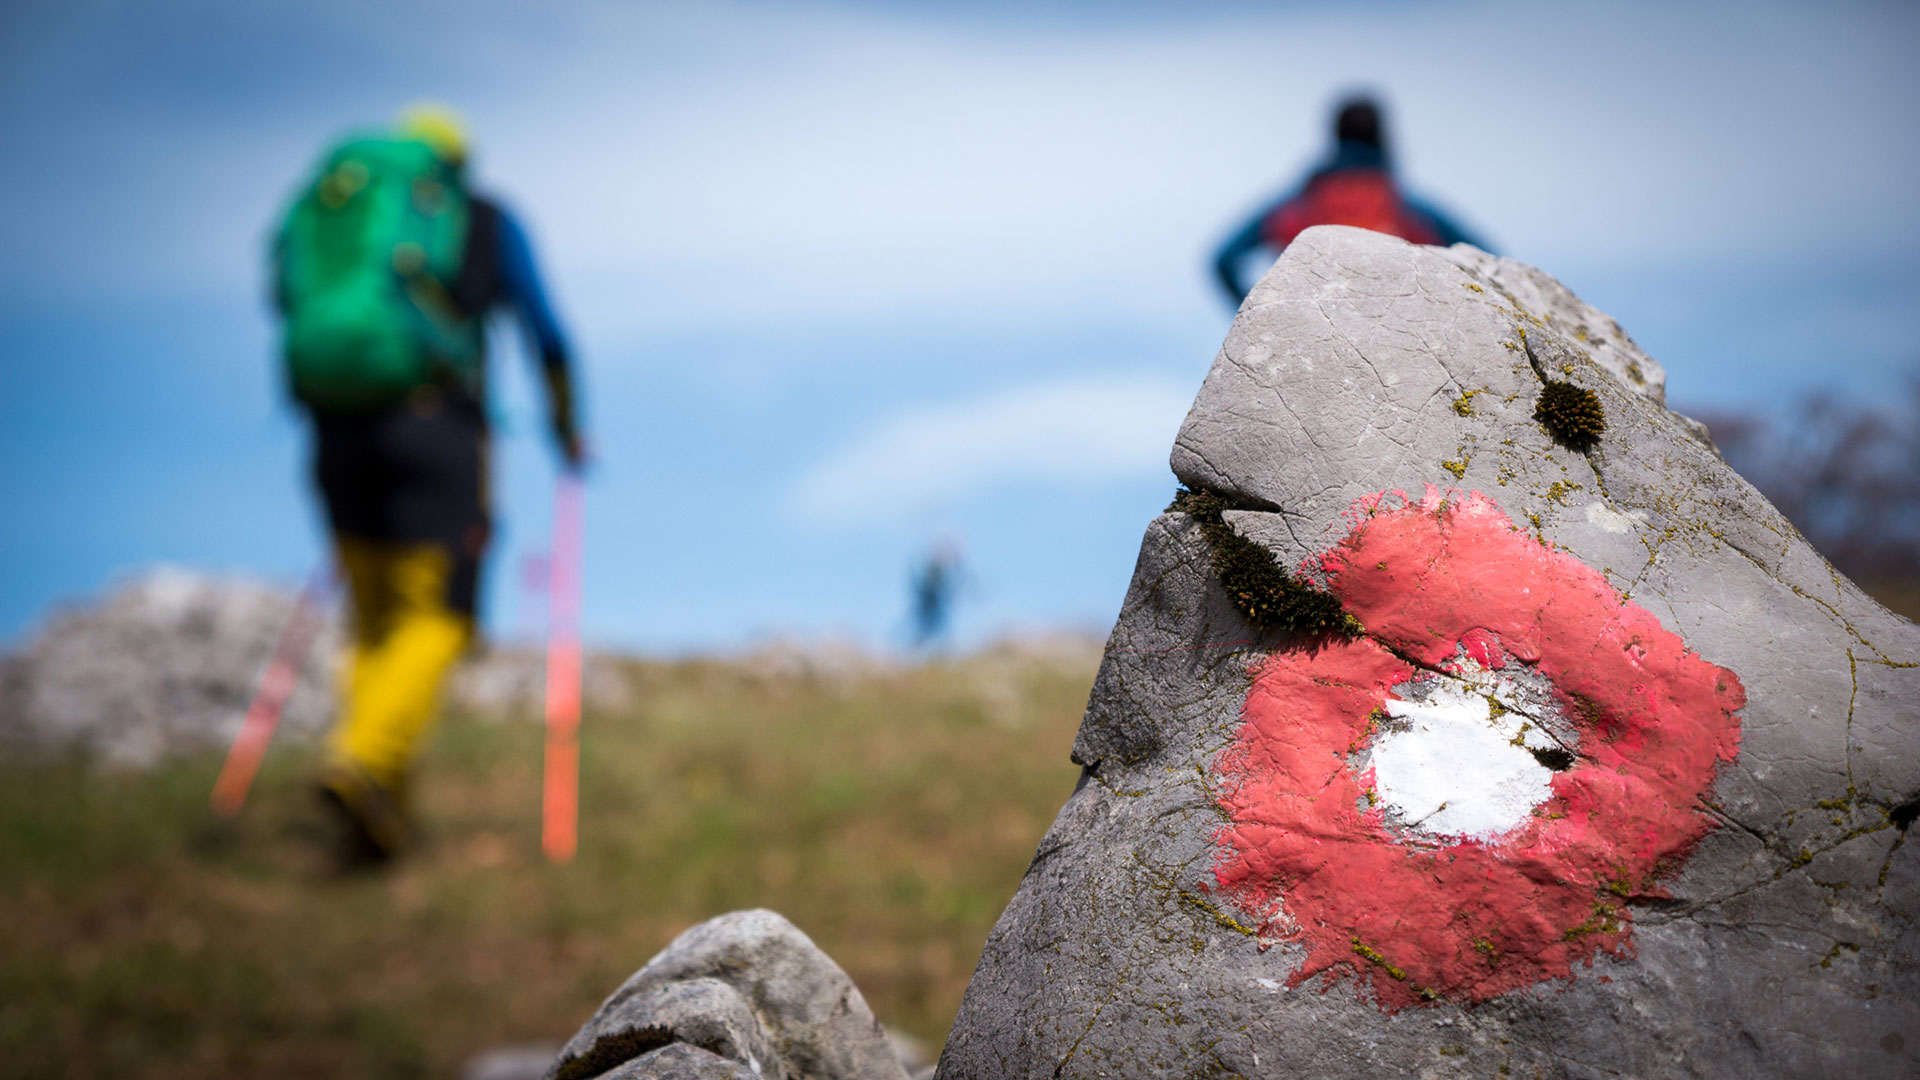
546, 910, 909, 1080
937, 227, 1919, 1078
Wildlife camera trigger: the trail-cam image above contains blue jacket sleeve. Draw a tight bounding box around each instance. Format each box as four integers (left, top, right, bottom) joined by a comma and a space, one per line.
494, 208, 572, 371
1212, 211, 1269, 308
1404, 195, 1492, 253
1213, 183, 1306, 307
492, 206, 583, 460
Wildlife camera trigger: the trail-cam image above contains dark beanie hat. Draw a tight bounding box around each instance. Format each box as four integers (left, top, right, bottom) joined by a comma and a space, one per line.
1335, 97, 1384, 148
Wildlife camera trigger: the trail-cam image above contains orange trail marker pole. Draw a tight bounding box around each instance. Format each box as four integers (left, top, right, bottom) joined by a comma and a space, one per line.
542, 474, 584, 863
210, 570, 330, 817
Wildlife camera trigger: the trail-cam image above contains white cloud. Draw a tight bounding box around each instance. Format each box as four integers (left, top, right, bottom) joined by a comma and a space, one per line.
7, 0, 1916, 333
391, 0, 1920, 341
786, 372, 1195, 526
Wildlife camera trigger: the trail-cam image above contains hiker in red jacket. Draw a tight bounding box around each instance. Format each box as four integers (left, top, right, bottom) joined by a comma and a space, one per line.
1213, 96, 1489, 306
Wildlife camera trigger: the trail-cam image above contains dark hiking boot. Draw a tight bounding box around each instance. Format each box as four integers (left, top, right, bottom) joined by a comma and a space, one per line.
315, 763, 410, 871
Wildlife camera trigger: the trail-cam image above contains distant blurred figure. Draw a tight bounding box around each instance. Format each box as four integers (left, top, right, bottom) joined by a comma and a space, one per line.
1213, 95, 1490, 306
270, 104, 584, 867
909, 538, 965, 650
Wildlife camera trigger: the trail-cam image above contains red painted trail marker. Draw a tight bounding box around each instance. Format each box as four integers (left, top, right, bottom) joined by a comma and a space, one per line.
1210, 488, 1745, 1010
542, 475, 584, 864
210, 570, 331, 817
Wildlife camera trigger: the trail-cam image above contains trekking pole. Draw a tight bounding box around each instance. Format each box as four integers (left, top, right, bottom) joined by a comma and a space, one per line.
542, 473, 584, 863
210, 568, 332, 817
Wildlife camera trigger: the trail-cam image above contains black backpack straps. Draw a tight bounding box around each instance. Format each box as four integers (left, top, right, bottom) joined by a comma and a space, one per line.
450, 195, 504, 319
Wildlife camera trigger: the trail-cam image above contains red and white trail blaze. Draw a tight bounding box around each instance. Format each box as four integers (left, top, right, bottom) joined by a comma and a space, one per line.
1210, 488, 1745, 1011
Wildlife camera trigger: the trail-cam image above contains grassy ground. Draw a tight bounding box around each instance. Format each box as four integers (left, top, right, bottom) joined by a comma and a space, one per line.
0, 647, 1096, 1080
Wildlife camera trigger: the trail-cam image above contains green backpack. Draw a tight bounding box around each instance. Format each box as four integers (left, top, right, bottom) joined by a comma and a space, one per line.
273, 135, 482, 410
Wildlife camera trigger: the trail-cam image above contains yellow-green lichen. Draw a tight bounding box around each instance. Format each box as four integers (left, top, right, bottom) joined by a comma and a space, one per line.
1818, 942, 1860, 969
1351, 937, 1408, 980
1605, 868, 1633, 898
1177, 890, 1261, 938
1562, 901, 1623, 941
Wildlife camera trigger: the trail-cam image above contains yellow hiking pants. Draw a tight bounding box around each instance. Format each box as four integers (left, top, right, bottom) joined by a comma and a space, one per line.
327, 537, 473, 791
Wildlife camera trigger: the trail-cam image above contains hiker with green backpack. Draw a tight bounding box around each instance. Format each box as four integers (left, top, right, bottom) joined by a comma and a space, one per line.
271, 104, 584, 867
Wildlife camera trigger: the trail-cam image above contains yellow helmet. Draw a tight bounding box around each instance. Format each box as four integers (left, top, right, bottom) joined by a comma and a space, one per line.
396, 102, 470, 167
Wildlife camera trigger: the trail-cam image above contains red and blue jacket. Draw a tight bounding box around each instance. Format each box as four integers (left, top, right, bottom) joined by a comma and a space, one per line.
1213, 141, 1488, 305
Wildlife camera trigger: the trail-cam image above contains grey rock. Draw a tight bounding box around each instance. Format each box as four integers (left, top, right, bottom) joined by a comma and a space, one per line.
0, 566, 338, 767
552, 979, 781, 1080
548, 909, 907, 1080
882, 1027, 932, 1074
0, 567, 646, 765
938, 227, 1919, 1079
462, 1043, 566, 1080
598, 1044, 759, 1080
440, 643, 640, 718
1438, 243, 1667, 405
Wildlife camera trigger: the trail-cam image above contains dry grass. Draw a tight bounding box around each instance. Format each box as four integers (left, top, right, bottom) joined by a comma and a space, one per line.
0, 646, 1096, 1080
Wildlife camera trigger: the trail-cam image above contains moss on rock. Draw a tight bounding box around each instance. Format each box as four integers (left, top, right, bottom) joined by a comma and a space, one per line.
1535, 380, 1606, 451
1169, 487, 1359, 636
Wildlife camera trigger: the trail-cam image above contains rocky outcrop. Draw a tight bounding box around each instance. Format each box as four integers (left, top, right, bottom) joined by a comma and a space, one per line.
0, 568, 640, 764
0, 567, 338, 767
937, 227, 1919, 1078
546, 910, 909, 1080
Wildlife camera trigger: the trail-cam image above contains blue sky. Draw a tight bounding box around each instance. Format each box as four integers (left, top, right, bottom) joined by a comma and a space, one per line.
1, 0, 1915, 651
